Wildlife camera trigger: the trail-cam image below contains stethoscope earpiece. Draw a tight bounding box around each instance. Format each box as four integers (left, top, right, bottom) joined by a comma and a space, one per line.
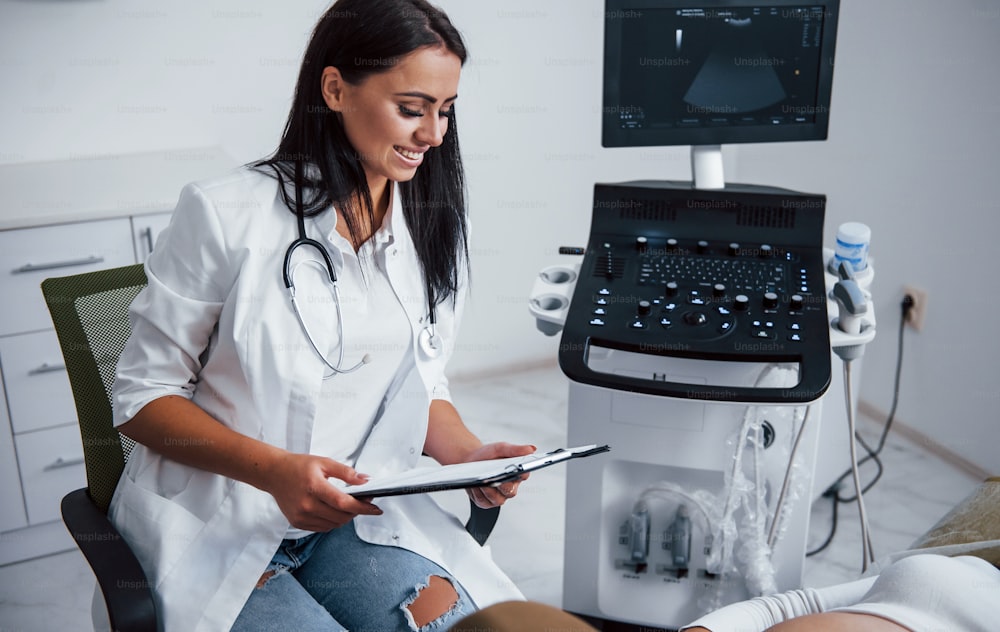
418, 325, 442, 359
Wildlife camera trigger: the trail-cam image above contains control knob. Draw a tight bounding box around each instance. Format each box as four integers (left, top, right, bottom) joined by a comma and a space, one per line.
637, 300, 652, 316
684, 311, 708, 326
734, 294, 750, 311
763, 292, 779, 310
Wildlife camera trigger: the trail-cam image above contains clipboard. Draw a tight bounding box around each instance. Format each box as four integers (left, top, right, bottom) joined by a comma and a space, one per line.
338, 444, 610, 498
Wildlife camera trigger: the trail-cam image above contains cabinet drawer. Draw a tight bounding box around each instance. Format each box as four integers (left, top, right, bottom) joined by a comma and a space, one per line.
0, 217, 136, 336
15, 423, 86, 525
0, 330, 77, 434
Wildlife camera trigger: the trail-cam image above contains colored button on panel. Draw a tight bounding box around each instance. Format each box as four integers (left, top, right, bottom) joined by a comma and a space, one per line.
590, 318, 606, 327
629, 319, 648, 330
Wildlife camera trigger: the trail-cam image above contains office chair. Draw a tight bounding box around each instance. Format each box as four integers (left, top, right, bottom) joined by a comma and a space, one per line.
41, 263, 156, 632
41, 263, 501, 631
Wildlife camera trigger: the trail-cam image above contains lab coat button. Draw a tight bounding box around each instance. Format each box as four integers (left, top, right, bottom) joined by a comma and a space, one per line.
409, 447, 416, 454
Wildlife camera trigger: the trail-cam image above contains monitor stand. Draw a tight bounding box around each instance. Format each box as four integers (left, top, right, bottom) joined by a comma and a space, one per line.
691, 144, 725, 190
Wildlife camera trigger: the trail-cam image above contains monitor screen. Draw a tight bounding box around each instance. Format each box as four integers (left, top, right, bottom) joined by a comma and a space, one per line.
602, 0, 839, 148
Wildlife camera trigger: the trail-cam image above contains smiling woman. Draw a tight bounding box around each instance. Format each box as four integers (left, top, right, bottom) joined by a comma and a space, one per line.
107, 1, 535, 631
317, 46, 462, 241
255, 0, 471, 298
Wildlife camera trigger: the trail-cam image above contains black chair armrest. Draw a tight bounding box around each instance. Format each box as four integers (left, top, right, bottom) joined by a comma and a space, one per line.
464, 499, 501, 546
61, 487, 158, 632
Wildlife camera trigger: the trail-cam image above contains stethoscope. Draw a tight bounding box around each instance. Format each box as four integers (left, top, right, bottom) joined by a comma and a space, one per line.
281, 162, 442, 378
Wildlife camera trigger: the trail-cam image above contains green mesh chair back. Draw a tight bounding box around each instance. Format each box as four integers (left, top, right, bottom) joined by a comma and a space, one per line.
41, 264, 147, 513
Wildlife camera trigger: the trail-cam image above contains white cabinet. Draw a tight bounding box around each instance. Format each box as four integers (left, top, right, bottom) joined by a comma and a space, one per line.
0, 329, 80, 435
0, 218, 136, 336
0, 148, 234, 565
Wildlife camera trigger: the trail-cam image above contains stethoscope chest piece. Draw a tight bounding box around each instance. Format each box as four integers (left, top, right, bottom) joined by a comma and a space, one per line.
418, 325, 442, 359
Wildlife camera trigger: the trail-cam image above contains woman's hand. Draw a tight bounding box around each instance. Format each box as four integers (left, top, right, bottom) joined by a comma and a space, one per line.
459, 442, 536, 509
262, 452, 383, 532
120, 397, 381, 531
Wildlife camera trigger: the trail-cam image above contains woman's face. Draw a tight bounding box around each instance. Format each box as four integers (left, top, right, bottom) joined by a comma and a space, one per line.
322, 46, 462, 195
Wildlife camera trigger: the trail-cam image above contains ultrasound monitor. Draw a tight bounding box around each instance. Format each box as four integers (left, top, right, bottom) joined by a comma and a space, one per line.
602, 0, 839, 188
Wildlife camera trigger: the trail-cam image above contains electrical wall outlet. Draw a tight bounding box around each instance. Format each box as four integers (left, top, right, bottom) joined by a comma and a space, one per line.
903, 285, 928, 331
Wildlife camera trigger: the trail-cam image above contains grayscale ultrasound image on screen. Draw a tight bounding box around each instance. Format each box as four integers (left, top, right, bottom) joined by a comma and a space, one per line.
617, 7, 826, 131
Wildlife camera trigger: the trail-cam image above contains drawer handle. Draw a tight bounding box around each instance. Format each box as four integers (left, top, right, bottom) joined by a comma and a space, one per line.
12, 255, 105, 274
43, 456, 85, 472
142, 226, 154, 256
28, 362, 67, 376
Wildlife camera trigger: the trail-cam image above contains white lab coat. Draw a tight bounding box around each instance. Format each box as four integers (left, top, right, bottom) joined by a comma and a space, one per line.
108, 168, 523, 632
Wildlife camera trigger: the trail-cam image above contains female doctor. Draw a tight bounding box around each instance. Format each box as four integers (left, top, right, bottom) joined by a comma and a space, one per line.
109, 1, 533, 630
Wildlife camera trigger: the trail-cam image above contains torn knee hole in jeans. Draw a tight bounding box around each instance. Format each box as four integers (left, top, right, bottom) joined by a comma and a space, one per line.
254, 566, 289, 589
401, 575, 460, 630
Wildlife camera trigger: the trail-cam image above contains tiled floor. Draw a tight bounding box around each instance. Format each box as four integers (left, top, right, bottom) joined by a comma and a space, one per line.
0, 363, 982, 630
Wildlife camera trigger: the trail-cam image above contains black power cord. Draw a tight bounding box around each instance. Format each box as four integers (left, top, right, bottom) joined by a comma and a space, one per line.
807, 294, 914, 557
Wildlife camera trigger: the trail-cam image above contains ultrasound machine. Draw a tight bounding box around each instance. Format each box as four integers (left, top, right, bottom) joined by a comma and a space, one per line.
527, 1, 879, 628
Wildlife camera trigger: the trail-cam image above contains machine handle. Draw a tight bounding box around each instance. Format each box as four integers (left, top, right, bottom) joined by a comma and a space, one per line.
558, 343, 831, 404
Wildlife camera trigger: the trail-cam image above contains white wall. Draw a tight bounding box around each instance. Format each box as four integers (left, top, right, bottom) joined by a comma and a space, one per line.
732, 0, 1000, 475
1, 0, 996, 473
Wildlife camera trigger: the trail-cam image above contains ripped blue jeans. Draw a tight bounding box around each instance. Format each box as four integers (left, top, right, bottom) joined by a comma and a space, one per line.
230, 521, 475, 631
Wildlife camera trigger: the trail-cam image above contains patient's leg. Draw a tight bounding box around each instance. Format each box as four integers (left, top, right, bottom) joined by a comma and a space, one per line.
767, 612, 910, 632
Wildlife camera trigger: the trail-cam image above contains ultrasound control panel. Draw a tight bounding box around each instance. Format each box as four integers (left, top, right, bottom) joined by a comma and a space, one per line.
559, 181, 832, 403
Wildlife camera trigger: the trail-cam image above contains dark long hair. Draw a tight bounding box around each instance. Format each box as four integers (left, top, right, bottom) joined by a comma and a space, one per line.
254, 0, 469, 309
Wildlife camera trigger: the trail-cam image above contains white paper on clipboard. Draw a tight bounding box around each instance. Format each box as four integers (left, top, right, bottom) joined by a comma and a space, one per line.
336, 445, 610, 498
